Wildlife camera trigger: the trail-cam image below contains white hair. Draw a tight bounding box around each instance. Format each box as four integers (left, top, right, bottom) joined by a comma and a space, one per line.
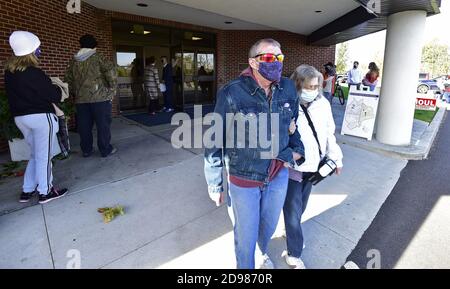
248, 38, 281, 58
290, 64, 324, 94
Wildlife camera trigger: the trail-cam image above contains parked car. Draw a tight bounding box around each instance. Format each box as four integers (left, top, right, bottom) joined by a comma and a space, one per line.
417, 76, 448, 94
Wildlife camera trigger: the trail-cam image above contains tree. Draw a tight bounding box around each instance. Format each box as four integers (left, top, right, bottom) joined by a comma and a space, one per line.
421, 39, 450, 78
335, 42, 349, 74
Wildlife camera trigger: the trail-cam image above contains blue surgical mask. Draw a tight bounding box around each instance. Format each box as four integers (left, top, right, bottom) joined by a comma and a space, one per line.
258, 61, 283, 82
300, 89, 319, 103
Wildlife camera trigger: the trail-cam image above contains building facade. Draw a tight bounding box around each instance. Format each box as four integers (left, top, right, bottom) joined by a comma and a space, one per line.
0, 0, 442, 152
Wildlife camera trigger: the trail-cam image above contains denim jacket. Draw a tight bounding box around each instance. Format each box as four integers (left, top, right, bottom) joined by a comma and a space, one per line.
204, 74, 304, 194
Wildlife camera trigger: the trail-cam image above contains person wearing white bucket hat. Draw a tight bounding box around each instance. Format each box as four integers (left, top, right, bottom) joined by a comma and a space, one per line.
9, 31, 41, 56
4, 31, 68, 204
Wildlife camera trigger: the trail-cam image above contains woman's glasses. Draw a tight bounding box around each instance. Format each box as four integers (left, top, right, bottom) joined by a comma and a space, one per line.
253, 53, 284, 63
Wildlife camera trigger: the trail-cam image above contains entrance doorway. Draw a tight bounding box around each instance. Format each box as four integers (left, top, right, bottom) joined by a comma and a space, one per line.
116, 46, 145, 112
172, 48, 215, 111
112, 20, 216, 118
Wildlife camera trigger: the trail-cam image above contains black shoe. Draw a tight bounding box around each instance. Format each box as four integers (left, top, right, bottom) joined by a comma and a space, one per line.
102, 147, 117, 158
83, 150, 93, 158
38, 188, 68, 204
19, 191, 36, 203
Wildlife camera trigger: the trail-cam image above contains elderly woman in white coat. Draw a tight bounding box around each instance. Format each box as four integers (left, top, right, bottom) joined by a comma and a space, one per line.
283, 64, 343, 269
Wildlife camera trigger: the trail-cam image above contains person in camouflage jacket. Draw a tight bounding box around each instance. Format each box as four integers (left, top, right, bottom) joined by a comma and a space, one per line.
65, 34, 117, 158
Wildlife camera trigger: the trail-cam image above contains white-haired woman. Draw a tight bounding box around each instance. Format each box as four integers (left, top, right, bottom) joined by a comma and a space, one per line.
283, 64, 343, 268
5, 31, 68, 204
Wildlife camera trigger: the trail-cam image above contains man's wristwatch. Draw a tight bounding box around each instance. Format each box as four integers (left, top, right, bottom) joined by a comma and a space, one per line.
295, 156, 305, 166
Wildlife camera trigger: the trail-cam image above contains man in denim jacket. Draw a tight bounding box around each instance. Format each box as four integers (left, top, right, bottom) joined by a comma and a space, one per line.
204, 39, 304, 269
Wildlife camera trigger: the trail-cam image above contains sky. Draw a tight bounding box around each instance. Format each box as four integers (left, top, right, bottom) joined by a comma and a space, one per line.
338, 0, 450, 71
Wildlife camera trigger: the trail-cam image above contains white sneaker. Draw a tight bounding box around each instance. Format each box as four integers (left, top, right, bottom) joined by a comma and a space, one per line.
283, 251, 306, 269
258, 254, 274, 269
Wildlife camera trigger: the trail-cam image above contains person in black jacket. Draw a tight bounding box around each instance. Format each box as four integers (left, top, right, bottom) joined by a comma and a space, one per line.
4, 31, 68, 204
160, 56, 174, 112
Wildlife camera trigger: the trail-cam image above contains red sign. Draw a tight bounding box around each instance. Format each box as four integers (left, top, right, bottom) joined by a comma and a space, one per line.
415, 98, 437, 111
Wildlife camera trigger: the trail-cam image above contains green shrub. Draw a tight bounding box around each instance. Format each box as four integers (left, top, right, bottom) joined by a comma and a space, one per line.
0, 90, 23, 140
0, 90, 75, 141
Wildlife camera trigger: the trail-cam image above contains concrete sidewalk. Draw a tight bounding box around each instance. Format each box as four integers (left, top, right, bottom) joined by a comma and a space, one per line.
0, 116, 407, 269
331, 100, 446, 160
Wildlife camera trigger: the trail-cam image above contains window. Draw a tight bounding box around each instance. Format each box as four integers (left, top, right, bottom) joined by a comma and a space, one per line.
116, 52, 136, 77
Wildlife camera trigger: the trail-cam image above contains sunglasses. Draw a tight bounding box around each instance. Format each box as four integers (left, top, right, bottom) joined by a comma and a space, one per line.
253, 53, 285, 63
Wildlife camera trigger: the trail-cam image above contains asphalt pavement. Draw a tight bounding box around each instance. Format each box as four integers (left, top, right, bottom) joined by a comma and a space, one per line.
345, 112, 450, 269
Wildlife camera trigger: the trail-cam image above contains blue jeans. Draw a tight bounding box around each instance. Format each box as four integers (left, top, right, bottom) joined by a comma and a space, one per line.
323, 92, 332, 103
227, 167, 289, 269
76, 101, 113, 157
283, 177, 313, 258
163, 88, 174, 109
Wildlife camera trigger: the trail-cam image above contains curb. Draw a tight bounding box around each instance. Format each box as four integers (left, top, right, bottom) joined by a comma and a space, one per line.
336, 108, 447, 160
417, 107, 447, 159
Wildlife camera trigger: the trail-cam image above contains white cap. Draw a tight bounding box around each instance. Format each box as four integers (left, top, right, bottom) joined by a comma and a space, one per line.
9, 31, 41, 57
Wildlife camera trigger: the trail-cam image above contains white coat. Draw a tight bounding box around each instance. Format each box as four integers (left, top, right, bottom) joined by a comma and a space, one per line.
294, 95, 343, 173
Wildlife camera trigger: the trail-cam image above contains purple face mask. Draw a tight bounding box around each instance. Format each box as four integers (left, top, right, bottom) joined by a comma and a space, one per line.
34, 48, 41, 57
258, 61, 283, 82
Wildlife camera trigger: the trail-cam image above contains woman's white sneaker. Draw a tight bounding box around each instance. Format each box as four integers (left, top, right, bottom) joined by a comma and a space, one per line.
283, 251, 306, 269
258, 254, 274, 269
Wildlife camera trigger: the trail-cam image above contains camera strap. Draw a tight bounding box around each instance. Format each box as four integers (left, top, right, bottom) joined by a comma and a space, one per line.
300, 104, 322, 157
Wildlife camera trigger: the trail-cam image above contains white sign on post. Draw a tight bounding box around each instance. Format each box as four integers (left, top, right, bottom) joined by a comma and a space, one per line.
341, 86, 380, 141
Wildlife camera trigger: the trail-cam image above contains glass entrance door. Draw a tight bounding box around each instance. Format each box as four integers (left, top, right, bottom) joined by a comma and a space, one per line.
196, 52, 215, 104
172, 47, 215, 111
115, 46, 144, 112
182, 52, 197, 106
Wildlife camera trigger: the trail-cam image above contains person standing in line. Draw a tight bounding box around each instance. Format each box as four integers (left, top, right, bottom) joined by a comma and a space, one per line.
347, 61, 363, 91
322, 62, 336, 103
144, 56, 160, 115
5, 31, 68, 204
160, 56, 174, 112
65, 34, 117, 158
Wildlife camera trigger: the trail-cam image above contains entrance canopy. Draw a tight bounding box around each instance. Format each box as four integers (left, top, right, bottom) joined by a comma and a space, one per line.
84, 0, 441, 45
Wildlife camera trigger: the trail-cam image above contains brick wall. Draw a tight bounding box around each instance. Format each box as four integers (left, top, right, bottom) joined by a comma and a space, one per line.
0, 0, 114, 152
0, 0, 114, 91
100, 12, 335, 89
0, 1, 335, 152
0, 1, 335, 105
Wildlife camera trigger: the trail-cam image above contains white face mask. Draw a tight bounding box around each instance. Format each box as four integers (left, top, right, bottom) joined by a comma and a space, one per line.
300, 89, 319, 103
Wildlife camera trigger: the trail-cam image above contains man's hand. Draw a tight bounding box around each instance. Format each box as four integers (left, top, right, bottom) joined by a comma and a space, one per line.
289, 119, 297, 135
209, 192, 225, 207
336, 167, 343, 176
284, 152, 303, 168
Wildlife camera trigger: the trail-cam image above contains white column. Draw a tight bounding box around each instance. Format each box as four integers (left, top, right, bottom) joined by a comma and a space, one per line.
376, 10, 427, 146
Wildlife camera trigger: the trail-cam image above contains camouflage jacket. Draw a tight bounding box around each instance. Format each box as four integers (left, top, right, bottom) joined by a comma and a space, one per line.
65, 50, 117, 104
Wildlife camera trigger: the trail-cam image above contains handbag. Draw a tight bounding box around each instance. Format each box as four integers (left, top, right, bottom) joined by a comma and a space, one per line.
52, 104, 70, 158
300, 104, 337, 185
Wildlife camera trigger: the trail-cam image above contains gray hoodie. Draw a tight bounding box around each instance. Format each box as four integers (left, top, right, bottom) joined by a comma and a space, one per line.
74, 48, 97, 62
